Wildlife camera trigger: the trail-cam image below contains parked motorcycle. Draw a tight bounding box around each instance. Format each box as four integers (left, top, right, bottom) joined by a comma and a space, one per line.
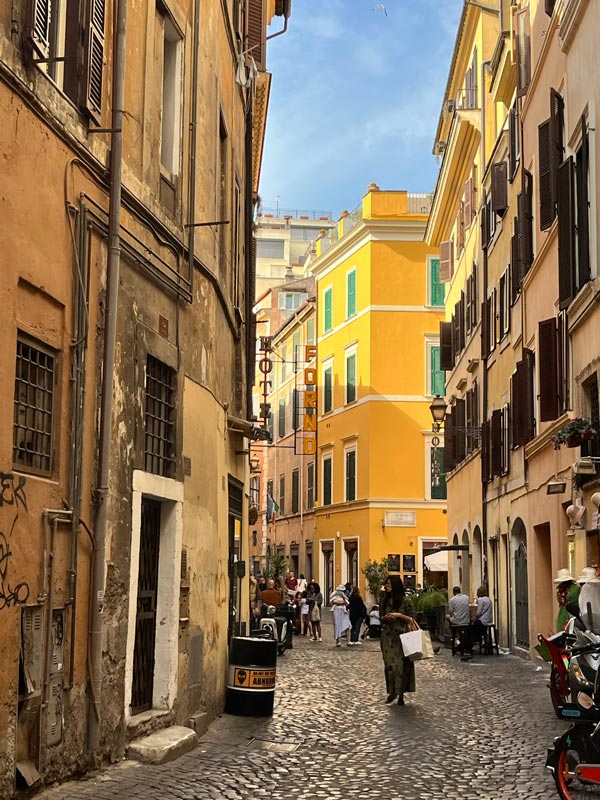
536, 629, 572, 717
546, 603, 600, 798
254, 603, 293, 656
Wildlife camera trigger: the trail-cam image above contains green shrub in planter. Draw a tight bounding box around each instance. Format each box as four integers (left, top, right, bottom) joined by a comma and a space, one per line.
415, 589, 448, 614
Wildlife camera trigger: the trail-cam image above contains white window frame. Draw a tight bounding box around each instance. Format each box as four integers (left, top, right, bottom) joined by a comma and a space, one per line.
322, 357, 334, 414
346, 267, 357, 318
323, 285, 333, 333
160, 15, 183, 177
424, 435, 446, 502
425, 336, 442, 397
321, 451, 333, 506
345, 344, 358, 405
427, 255, 445, 307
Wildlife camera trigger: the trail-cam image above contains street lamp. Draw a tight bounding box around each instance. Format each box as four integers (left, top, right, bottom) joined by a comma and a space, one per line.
429, 395, 447, 433
249, 454, 260, 473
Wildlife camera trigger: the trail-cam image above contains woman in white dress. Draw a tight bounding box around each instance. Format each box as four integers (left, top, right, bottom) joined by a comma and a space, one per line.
330, 584, 352, 646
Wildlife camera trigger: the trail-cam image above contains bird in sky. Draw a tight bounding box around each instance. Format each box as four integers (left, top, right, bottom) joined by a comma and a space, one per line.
372, 3, 388, 15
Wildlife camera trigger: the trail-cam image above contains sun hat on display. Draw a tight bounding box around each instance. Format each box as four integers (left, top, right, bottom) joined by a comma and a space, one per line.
578, 567, 600, 584
554, 567, 576, 584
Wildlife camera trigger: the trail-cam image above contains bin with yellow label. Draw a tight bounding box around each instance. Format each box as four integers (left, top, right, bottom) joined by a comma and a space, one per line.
224, 636, 277, 716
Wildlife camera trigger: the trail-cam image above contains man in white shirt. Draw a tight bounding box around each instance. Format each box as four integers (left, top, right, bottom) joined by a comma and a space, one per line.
447, 585, 472, 659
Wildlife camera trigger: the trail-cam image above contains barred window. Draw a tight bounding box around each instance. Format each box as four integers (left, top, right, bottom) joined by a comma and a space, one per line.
13, 337, 55, 474
145, 355, 176, 476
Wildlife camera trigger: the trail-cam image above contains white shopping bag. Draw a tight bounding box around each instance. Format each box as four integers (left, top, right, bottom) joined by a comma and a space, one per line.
399, 627, 435, 661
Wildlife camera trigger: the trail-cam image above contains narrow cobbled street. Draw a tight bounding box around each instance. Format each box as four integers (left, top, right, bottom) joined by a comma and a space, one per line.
40, 614, 566, 800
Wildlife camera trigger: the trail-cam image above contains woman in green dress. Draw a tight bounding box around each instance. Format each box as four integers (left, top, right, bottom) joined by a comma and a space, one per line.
379, 576, 417, 705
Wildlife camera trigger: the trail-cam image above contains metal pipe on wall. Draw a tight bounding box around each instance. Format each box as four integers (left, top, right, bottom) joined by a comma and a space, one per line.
88, 0, 128, 752
187, 0, 200, 296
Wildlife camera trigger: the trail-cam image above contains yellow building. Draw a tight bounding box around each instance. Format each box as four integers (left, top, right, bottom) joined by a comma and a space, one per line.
309, 186, 447, 601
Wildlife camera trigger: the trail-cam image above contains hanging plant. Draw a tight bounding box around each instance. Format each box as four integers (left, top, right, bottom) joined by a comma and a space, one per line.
552, 418, 597, 450
249, 505, 259, 525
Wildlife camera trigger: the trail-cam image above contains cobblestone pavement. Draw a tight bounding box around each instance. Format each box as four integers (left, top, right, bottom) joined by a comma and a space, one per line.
40, 613, 567, 800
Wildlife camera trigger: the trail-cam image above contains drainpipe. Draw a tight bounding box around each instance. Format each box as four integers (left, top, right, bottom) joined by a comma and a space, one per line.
187, 0, 200, 296
88, 0, 127, 752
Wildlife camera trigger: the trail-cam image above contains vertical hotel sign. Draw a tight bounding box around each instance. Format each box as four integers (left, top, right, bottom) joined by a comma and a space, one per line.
296, 345, 317, 455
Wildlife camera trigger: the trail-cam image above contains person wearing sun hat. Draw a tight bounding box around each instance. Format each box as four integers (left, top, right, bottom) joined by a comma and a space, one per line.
554, 567, 580, 630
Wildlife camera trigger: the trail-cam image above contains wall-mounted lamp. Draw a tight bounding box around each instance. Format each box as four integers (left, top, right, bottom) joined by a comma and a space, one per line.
381, 517, 385, 532
250, 454, 260, 473
547, 480, 567, 495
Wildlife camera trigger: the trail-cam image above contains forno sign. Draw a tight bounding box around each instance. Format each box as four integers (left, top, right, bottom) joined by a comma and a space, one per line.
385, 511, 416, 527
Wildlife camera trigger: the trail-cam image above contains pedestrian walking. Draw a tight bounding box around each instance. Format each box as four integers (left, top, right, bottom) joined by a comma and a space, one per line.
379, 576, 417, 705
307, 581, 323, 641
297, 573, 308, 594
300, 590, 312, 637
349, 586, 367, 644
330, 584, 352, 646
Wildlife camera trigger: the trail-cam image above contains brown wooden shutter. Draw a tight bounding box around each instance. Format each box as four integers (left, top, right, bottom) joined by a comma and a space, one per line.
522, 169, 534, 274
577, 116, 591, 286
481, 419, 490, 483
557, 311, 569, 414
516, 7, 531, 98
510, 370, 519, 446
464, 178, 473, 224
491, 409, 502, 476
501, 405, 511, 474
538, 119, 555, 230
465, 276, 472, 334
83, 0, 106, 124
509, 104, 518, 180
445, 409, 455, 473
557, 157, 576, 309
481, 300, 489, 358
524, 349, 535, 442
480, 193, 489, 250
27, 0, 51, 58
459, 291, 466, 351
246, 0, 266, 71
510, 218, 520, 303
455, 399, 466, 463
491, 162, 508, 214
551, 89, 564, 180
539, 318, 559, 421
440, 322, 453, 371
439, 240, 453, 283
471, 263, 478, 327
457, 205, 465, 253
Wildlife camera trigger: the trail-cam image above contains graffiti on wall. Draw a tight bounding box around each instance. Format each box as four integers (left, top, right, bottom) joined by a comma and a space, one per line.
0, 473, 30, 610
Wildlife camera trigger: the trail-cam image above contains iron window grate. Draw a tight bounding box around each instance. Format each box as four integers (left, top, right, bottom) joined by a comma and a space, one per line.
13, 338, 55, 474
144, 355, 176, 477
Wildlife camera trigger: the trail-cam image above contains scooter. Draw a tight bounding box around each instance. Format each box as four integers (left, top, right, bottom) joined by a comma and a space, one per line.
255, 604, 293, 656
536, 628, 572, 717
546, 606, 600, 798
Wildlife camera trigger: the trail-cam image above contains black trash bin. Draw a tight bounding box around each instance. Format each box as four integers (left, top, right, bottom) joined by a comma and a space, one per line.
224, 636, 277, 716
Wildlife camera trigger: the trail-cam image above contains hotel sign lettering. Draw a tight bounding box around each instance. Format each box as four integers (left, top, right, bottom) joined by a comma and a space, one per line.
300, 345, 317, 455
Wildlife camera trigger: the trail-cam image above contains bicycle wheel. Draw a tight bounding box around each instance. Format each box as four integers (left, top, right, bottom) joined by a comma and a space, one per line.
554, 729, 600, 799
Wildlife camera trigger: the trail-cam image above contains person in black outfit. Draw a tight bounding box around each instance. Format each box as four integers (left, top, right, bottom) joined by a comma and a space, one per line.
349, 586, 367, 644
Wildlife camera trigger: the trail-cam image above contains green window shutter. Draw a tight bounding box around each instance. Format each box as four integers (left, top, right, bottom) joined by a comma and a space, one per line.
345, 450, 356, 501
430, 258, 445, 306
347, 271, 356, 317
279, 474, 285, 515
431, 447, 447, 500
281, 344, 287, 381
324, 288, 332, 333
431, 346, 445, 395
323, 457, 332, 505
292, 331, 301, 369
324, 367, 333, 412
346, 353, 356, 403
307, 317, 315, 345
292, 469, 299, 513
278, 398, 286, 437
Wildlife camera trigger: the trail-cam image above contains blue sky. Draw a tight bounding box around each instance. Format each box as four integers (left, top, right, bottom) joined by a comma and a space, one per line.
261, 0, 463, 218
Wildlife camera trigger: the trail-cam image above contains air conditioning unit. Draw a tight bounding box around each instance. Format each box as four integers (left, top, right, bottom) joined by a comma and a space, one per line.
446, 99, 456, 113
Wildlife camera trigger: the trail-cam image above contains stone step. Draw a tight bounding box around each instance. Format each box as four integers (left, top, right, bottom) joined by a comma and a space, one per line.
127, 725, 198, 765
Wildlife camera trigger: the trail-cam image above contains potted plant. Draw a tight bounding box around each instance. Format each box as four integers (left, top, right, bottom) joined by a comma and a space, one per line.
552, 417, 597, 450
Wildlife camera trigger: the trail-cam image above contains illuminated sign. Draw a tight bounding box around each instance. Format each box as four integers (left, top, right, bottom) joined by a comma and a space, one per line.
258, 336, 273, 430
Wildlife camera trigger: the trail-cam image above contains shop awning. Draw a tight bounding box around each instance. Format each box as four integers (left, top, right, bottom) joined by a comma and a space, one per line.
424, 550, 449, 572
